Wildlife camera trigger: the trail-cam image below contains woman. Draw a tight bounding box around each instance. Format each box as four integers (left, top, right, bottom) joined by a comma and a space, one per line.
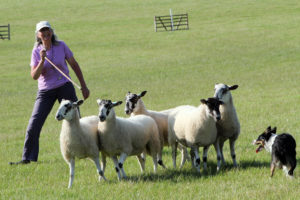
10, 21, 90, 164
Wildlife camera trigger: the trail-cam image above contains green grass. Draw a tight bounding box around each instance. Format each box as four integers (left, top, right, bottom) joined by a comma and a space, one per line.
1, 0, 300, 199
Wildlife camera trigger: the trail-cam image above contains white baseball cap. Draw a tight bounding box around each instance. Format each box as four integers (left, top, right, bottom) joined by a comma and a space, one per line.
35, 21, 52, 33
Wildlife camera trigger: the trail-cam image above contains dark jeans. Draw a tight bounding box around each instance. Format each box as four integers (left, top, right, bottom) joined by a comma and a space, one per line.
22, 82, 77, 161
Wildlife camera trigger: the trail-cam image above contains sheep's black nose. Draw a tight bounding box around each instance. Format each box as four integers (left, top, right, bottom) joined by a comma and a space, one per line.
99, 116, 106, 122
56, 114, 63, 120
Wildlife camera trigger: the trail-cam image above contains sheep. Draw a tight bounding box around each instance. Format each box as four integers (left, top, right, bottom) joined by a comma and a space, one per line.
168, 97, 224, 173
213, 83, 240, 167
55, 99, 106, 189
97, 99, 164, 180
124, 91, 188, 168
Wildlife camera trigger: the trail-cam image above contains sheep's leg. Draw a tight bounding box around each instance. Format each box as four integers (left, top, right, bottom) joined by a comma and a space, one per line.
100, 154, 107, 178
141, 152, 146, 162
157, 151, 166, 169
137, 154, 145, 173
219, 139, 226, 165
202, 146, 209, 171
190, 148, 196, 168
171, 142, 178, 168
68, 158, 75, 189
112, 156, 122, 181
118, 153, 128, 179
92, 157, 106, 181
179, 146, 188, 169
152, 154, 158, 173
192, 147, 201, 173
229, 138, 237, 167
213, 138, 222, 172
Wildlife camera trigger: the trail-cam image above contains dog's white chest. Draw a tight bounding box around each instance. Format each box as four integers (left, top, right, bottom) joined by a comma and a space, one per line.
265, 134, 277, 153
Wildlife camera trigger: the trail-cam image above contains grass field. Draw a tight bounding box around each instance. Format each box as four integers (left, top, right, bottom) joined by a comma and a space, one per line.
1, 0, 300, 199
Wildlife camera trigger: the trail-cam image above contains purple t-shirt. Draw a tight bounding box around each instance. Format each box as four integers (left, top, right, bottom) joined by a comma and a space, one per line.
30, 41, 73, 90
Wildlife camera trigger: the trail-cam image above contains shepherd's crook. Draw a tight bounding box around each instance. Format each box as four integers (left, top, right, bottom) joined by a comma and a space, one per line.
44, 57, 81, 90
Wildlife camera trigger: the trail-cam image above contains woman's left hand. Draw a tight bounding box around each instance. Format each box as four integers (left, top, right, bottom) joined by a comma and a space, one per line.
81, 86, 90, 100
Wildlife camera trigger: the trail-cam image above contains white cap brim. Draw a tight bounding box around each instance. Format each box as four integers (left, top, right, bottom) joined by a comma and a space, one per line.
35, 21, 52, 33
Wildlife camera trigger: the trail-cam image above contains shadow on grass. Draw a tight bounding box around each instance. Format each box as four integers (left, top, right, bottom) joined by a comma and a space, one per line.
238, 160, 270, 170
114, 161, 225, 183
120, 159, 279, 183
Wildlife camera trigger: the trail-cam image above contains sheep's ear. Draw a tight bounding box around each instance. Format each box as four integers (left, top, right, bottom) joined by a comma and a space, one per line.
271, 127, 277, 134
113, 101, 123, 107
229, 85, 238, 90
139, 91, 147, 97
200, 99, 207, 105
74, 100, 84, 107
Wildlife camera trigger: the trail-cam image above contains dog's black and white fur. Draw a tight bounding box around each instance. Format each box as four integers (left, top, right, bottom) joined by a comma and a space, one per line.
253, 126, 296, 178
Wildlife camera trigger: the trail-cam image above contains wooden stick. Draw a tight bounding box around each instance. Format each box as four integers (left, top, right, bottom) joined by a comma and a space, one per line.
44, 57, 81, 90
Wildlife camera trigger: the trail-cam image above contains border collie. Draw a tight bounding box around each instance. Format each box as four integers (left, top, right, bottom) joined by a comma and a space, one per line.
253, 126, 296, 178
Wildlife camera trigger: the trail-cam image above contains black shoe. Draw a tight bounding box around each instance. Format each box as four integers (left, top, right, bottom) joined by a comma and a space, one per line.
9, 160, 30, 165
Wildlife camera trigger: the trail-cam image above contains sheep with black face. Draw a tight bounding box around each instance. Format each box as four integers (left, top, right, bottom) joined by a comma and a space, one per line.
168, 97, 224, 173
97, 99, 163, 180
213, 83, 240, 167
125, 91, 188, 168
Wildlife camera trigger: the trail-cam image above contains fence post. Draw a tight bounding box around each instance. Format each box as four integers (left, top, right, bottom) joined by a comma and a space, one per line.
170, 9, 174, 31
8, 24, 10, 40
186, 14, 189, 30
154, 16, 157, 32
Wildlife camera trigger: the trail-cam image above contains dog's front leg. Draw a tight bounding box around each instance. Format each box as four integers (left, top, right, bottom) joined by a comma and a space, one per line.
270, 161, 276, 177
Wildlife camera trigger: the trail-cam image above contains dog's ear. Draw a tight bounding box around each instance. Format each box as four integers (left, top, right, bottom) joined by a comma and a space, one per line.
266, 126, 272, 133
271, 127, 277, 134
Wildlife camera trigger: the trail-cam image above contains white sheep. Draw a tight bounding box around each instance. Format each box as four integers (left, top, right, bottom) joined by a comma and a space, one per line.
213, 83, 240, 167
97, 99, 163, 180
124, 91, 188, 168
55, 99, 106, 188
168, 98, 224, 173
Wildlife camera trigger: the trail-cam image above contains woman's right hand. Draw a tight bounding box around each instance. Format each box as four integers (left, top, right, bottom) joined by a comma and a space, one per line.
40, 49, 46, 61
31, 49, 46, 80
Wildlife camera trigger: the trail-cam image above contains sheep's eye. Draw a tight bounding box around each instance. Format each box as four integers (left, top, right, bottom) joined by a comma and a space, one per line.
130, 97, 138, 103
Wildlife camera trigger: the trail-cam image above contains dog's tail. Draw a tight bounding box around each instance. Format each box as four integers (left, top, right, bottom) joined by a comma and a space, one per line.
287, 156, 297, 176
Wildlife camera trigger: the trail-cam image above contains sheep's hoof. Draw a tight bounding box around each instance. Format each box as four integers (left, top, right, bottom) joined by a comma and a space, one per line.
99, 176, 107, 181
158, 160, 166, 169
